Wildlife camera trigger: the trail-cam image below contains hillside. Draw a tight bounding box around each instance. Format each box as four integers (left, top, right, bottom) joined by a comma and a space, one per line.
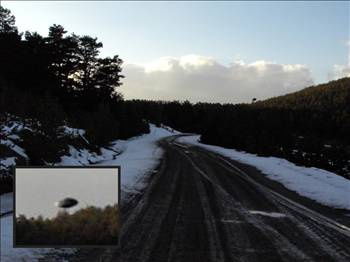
255, 77, 350, 114
123, 78, 350, 179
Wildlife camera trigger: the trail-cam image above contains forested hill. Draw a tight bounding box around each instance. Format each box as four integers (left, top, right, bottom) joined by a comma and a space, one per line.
126, 78, 350, 179
255, 77, 350, 113
253, 77, 350, 144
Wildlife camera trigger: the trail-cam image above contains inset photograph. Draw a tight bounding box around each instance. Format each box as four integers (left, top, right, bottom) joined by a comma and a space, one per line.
14, 167, 119, 247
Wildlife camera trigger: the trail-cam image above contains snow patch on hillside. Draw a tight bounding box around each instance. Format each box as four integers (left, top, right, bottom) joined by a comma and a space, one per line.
1, 119, 30, 175
1, 139, 28, 159
0, 157, 16, 170
1, 121, 32, 135
58, 125, 89, 144
0, 117, 94, 175
177, 135, 350, 210
58, 145, 106, 165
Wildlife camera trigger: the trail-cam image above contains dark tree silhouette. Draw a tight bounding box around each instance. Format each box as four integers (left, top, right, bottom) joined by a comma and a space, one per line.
0, 6, 18, 33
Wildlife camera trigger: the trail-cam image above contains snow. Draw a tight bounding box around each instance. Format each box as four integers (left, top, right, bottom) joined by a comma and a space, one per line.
0, 139, 28, 159
0, 119, 30, 175
7, 134, 20, 140
1, 121, 31, 135
58, 145, 106, 165
1, 194, 74, 262
1, 193, 50, 262
1, 193, 13, 215
248, 210, 287, 218
177, 135, 350, 210
45, 124, 178, 192
95, 124, 178, 193
0, 121, 93, 175
58, 124, 178, 193
58, 125, 89, 144
1, 216, 52, 262
59, 126, 86, 137
1, 123, 177, 261
0, 157, 16, 170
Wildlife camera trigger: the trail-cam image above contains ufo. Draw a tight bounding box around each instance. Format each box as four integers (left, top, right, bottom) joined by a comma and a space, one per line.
55, 197, 79, 208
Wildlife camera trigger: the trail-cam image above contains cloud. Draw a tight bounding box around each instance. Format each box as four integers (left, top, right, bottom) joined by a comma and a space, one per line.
330, 65, 350, 80
329, 40, 350, 80
120, 55, 314, 104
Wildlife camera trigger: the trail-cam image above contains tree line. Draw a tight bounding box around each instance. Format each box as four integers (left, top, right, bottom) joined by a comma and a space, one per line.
125, 77, 350, 178
16, 205, 119, 245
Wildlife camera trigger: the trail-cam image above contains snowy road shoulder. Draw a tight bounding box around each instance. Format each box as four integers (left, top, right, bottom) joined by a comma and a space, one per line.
95, 124, 180, 194
1, 193, 13, 215
0, 215, 52, 262
177, 135, 350, 211
58, 124, 179, 195
1, 193, 51, 262
1, 124, 178, 261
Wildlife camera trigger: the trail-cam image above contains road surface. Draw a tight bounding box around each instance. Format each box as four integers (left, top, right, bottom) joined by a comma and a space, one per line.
70, 135, 350, 262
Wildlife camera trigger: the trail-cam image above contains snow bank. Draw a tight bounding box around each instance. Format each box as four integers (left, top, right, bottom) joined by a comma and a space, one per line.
95, 124, 178, 193
1, 216, 51, 262
177, 135, 350, 210
1, 194, 74, 262
57, 123, 178, 192
0, 193, 13, 215
1, 193, 50, 262
1, 124, 177, 261
58, 123, 178, 193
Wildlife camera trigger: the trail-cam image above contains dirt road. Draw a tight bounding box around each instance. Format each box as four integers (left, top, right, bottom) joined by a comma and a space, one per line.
70, 135, 350, 262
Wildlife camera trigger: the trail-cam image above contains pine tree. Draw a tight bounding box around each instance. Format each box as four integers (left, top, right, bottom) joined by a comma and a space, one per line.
0, 6, 18, 33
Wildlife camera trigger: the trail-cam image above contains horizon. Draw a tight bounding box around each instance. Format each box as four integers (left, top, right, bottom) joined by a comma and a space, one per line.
3, 1, 349, 103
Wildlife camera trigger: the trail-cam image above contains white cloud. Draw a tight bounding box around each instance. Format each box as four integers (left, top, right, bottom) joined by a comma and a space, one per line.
120, 55, 314, 103
330, 65, 350, 80
329, 40, 350, 80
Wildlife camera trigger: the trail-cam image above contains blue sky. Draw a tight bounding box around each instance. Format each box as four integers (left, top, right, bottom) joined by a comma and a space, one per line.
3, 1, 349, 103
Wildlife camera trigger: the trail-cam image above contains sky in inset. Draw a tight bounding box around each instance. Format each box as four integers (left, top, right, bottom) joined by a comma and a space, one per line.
16, 168, 119, 219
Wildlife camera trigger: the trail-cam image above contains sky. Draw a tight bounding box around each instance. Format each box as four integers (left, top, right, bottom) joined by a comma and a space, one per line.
16, 168, 119, 219
3, 1, 349, 103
